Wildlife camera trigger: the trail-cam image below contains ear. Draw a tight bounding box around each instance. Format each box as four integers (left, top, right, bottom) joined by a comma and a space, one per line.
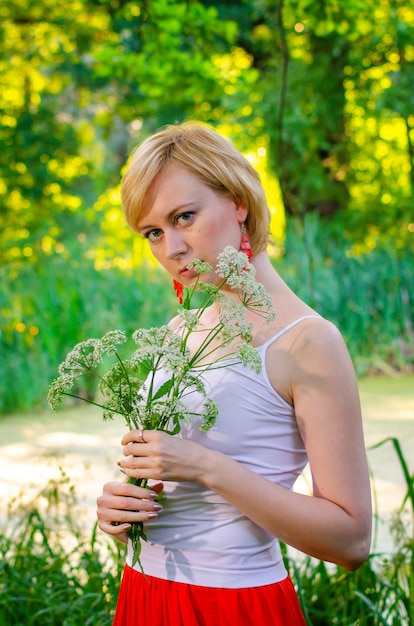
235, 203, 248, 224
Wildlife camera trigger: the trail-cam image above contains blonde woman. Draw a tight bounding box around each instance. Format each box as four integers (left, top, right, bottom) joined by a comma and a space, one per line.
97, 122, 372, 626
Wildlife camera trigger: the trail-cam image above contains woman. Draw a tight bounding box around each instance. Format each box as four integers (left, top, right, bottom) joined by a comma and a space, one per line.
97, 122, 372, 625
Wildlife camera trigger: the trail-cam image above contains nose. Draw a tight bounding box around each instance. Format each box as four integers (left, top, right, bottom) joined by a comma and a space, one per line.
164, 227, 188, 259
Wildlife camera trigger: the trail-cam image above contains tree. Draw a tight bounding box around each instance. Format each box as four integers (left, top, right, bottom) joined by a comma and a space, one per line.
0, 0, 238, 265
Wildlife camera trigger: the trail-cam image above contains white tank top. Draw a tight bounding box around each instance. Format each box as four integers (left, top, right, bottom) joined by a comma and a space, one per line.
127, 315, 319, 587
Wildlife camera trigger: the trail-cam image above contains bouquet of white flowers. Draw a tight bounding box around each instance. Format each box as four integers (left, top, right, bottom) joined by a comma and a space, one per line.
48, 246, 276, 572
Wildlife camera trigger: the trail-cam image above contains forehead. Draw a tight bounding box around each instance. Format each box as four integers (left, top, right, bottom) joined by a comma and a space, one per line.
139, 165, 214, 223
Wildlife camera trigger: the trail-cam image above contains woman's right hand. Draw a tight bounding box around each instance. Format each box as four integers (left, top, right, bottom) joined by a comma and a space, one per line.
96, 480, 164, 543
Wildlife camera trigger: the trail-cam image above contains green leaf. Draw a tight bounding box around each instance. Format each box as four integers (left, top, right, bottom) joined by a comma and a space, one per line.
135, 359, 153, 380
153, 378, 174, 400
183, 290, 192, 309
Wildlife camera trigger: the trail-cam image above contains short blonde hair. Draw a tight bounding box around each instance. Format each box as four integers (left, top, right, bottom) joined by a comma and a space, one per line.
121, 122, 271, 254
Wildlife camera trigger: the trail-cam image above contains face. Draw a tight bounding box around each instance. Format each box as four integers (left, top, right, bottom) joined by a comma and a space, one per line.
137, 165, 247, 285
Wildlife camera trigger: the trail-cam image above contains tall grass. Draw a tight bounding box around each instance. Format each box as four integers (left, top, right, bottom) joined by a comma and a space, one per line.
277, 214, 414, 377
0, 438, 412, 625
1, 215, 413, 413
0, 251, 175, 414
0, 470, 124, 626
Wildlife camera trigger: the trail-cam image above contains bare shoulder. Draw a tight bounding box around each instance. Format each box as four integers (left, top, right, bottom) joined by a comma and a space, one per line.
291, 316, 360, 418
266, 315, 357, 403
268, 315, 350, 361
290, 316, 350, 358
290, 316, 357, 383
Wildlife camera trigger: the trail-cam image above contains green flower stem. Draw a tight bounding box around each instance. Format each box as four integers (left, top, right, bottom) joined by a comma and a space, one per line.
146, 353, 164, 410
60, 392, 128, 416
114, 351, 135, 406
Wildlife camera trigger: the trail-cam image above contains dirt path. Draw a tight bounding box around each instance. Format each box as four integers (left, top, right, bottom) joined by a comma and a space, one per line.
1, 374, 413, 554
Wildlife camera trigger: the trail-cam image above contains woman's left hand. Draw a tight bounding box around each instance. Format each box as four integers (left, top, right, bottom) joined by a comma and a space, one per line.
118, 429, 212, 483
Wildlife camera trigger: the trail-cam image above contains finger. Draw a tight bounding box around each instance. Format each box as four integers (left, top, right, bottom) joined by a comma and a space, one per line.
98, 521, 131, 544
103, 480, 159, 499
122, 429, 151, 446
118, 454, 154, 471
98, 520, 132, 535
99, 506, 161, 524
117, 461, 160, 482
106, 495, 163, 514
122, 441, 147, 457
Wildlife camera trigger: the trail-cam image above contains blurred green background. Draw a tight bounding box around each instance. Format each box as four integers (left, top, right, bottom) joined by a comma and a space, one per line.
1, 0, 413, 414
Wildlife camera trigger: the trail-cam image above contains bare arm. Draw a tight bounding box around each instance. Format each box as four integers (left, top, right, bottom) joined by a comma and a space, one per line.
201, 320, 371, 569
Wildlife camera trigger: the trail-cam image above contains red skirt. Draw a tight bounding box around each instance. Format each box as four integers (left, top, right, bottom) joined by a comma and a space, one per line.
112, 565, 306, 626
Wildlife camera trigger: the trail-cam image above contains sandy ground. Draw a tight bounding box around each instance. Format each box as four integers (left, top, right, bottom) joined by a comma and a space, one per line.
0, 374, 413, 555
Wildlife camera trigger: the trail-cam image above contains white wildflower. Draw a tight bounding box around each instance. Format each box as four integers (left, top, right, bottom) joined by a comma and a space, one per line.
200, 399, 219, 431
135, 397, 190, 433
57, 331, 127, 378
179, 309, 200, 331
188, 259, 213, 274
47, 374, 77, 409
100, 329, 128, 354
216, 246, 253, 280
194, 281, 219, 297
236, 343, 262, 374
180, 373, 208, 396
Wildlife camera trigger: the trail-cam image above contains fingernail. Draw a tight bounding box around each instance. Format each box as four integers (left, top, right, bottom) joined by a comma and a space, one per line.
147, 513, 158, 520
152, 503, 163, 511
119, 468, 126, 474
148, 491, 158, 498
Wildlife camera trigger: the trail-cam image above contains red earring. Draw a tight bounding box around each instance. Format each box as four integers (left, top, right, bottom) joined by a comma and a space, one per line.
173, 279, 184, 304
240, 223, 252, 261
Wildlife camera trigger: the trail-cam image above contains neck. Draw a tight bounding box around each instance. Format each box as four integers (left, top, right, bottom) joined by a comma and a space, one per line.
250, 250, 282, 292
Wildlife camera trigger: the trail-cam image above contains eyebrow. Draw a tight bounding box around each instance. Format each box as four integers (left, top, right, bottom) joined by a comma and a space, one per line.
138, 202, 197, 232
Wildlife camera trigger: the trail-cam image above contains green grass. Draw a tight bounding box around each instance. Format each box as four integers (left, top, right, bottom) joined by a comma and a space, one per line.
0, 253, 176, 414
0, 470, 124, 626
0, 371, 413, 623
277, 214, 414, 377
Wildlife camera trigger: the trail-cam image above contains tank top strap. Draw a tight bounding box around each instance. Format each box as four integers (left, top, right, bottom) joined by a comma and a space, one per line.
258, 315, 321, 351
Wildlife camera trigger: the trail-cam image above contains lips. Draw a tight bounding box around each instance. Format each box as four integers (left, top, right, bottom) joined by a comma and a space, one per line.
179, 266, 197, 279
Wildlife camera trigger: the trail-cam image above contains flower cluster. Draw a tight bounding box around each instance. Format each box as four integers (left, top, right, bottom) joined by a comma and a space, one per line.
48, 246, 275, 572
48, 330, 128, 411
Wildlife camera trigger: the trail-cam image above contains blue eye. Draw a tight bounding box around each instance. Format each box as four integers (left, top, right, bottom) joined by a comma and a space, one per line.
176, 212, 194, 225
145, 229, 163, 242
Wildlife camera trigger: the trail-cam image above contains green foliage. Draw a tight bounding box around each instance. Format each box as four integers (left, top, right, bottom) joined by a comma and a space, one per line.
277, 214, 414, 376
0, 0, 240, 264
0, 249, 175, 414
200, 0, 413, 228
0, 470, 123, 626
2, 0, 413, 268
1, 0, 413, 413
285, 550, 412, 625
